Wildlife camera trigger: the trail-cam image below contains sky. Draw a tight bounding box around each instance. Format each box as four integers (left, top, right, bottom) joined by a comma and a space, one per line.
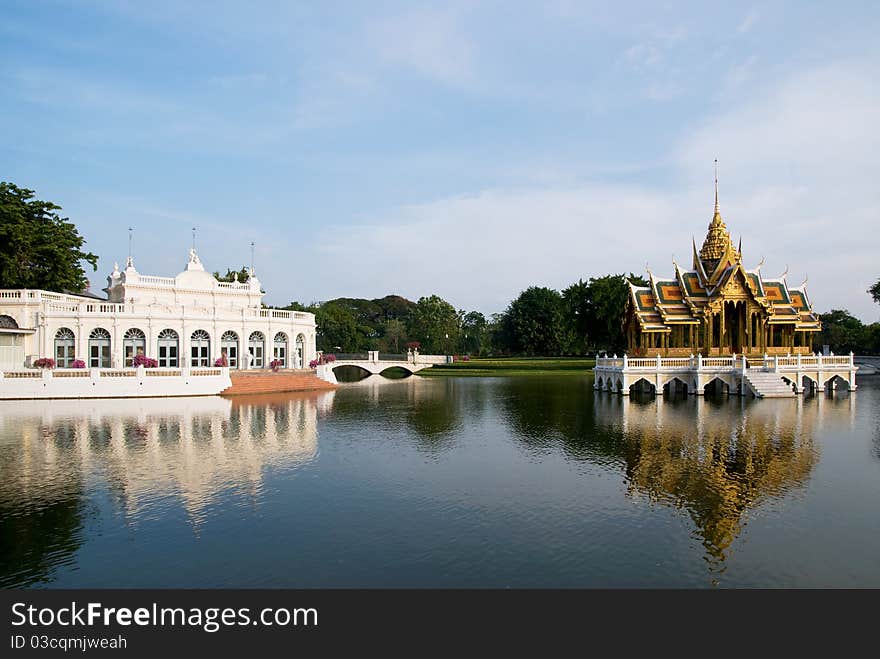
2, 1, 878, 321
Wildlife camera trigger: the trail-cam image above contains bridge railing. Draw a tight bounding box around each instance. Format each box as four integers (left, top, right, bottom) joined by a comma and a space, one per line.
334, 353, 370, 361
379, 353, 407, 361
596, 352, 856, 373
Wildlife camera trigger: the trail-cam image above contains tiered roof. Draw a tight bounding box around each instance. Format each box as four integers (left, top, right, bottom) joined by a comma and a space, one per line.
627, 176, 821, 333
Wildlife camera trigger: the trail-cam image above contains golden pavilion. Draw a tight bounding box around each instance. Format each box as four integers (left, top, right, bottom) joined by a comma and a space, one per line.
624, 173, 821, 357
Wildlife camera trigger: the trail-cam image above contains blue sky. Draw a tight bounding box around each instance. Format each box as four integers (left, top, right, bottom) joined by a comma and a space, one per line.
2, 1, 878, 320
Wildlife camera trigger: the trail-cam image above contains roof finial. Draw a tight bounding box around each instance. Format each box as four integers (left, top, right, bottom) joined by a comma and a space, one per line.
126, 227, 134, 269
755, 256, 764, 272
714, 158, 719, 215
250, 241, 255, 277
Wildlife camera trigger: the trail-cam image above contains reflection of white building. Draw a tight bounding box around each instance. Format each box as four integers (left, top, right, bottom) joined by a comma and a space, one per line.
0, 393, 323, 522
0, 249, 317, 371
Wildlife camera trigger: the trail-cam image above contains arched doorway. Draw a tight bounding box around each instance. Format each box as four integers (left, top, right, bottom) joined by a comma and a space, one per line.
295, 334, 305, 369
54, 327, 76, 367
157, 329, 179, 367
88, 328, 111, 368
221, 331, 239, 367
248, 331, 265, 368
191, 330, 211, 367
273, 332, 288, 367
123, 328, 146, 366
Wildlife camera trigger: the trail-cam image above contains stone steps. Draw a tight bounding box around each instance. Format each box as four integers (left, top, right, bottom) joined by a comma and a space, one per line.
221, 371, 337, 396
743, 370, 796, 398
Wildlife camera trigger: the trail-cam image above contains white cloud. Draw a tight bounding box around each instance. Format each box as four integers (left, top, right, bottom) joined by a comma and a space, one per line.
366, 8, 476, 87
738, 9, 759, 34
283, 57, 880, 321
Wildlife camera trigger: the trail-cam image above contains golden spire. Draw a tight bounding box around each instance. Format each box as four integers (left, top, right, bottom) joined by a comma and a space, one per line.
714, 158, 719, 216
700, 159, 733, 265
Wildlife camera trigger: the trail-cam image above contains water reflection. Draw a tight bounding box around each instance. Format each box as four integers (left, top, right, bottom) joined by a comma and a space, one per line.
494, 377, 858, 572
596, 393, 856, 570
0, 394, 323, 587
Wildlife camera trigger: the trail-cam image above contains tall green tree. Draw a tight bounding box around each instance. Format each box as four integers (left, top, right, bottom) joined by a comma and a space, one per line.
0, 182, 98, 292
383, 318, 407, 352
410, 295, 460, 354
584, 273, 648, 353
869, 278, 880, 305
506, 286, 567, 356
460, 311, 487, 355
314, 303, 361, 352
562, 279, 590, 354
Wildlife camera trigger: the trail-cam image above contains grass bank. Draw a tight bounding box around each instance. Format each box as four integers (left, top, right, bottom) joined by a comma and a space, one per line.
417, 357, 596, 377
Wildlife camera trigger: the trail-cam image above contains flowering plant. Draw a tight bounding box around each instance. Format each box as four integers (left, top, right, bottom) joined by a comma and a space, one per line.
71, 359, 86, 369
214, 355, 228, 367
309, 354, 336, 368
269, 358, 284, 372
133, 354, 158, 368
405, 341, 421, 351
33, 357, 55, 369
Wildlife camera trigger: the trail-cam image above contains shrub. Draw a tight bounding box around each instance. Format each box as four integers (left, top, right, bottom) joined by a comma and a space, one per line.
269, 359, 283, 372
71, 359, 86, 369
133, 354, 158, 368
33, 357, 55, 369
406, 341, 421, 351
214, 355, 228, 367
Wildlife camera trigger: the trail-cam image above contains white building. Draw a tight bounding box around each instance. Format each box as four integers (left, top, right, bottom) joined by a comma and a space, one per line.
0, 248, 317, 372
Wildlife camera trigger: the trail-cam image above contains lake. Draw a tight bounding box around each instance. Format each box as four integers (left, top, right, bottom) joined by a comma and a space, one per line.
1, 374, 878, 588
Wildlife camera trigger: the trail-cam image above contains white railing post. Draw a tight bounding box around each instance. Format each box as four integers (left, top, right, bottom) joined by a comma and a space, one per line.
742, 354, 747, 372
849, 351, 854, 367
622, 354, 628, 369
732, 352, 736, 367
697, 353, 702, 370
655, 354, 661, 370
797, 353, 802, 367
773, 355, 779, 373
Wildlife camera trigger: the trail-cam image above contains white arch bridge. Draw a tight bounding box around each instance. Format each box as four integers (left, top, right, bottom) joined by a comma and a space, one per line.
321, 351, 448, 380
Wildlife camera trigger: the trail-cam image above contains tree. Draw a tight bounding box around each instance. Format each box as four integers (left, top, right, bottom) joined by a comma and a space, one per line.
460, 311, 487, 355
506, 286, 566, 356
409, 295, 460, 354
869, 278, 880, 305
584, 273, 648, 354
213, 266, 250, 283
562, 279, 590, 354
815, 309, 871, 354
314, 303, 360, 352
0, 182, 98, 292
383, 319, 407, 352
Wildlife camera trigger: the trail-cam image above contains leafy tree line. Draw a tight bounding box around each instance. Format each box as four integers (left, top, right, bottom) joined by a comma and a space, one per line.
276, 273, 648, 356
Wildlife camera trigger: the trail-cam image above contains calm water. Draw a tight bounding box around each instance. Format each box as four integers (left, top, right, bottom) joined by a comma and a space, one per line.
1, 375, 878, 588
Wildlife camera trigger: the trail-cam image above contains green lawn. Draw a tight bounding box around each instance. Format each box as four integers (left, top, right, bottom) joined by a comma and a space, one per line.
417, 357, 596, 377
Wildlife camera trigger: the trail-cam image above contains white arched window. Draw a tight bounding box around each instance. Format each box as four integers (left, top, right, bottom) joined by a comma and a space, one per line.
88, 328, 111, 368
191, 330, 211, 367
221, 331, 239, 367
157, 329, 179, 367
123, 328, 146, 366
295, 334, 305, 369
248, 331, 265, 368
54, 327, 76, 368
273, 332, 288, 367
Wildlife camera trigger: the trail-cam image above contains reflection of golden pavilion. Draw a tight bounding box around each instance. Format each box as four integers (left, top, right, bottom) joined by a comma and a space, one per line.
625, 169, 821, 357
593, 392, 855, 570
0, 394, 326, 524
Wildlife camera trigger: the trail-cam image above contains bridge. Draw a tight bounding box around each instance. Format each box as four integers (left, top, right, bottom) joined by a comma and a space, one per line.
317, 351, 448, 383
594, 352, 859, 398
